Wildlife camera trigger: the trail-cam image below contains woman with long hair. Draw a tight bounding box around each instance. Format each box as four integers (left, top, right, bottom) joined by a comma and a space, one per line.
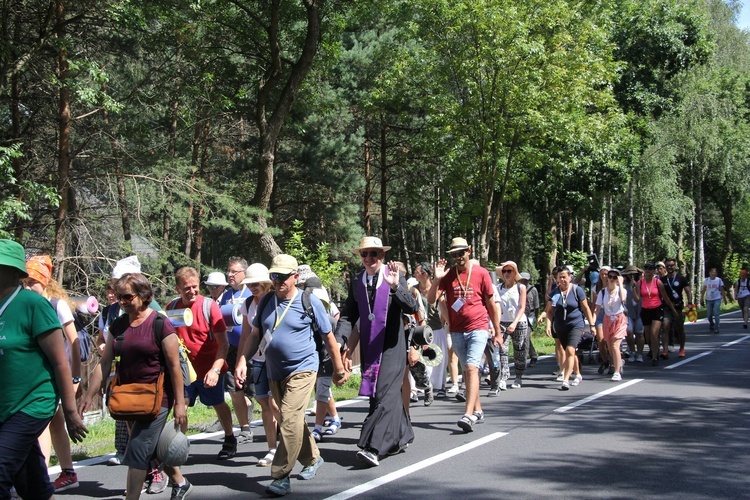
594, 269, 628, 381
80, 273, 190, 499
494, 261, 528, 390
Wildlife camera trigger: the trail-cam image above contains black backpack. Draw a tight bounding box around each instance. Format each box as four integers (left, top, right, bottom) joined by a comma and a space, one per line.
50, 298, 94, 362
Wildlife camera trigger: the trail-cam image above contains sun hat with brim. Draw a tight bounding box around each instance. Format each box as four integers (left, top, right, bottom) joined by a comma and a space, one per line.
240, 263, 272, 285
268, 254, 298, 275
205, 271, 228, 286
519, 272, 531, 281
112, 255, 141, 279
447, 237, 471, 254
0, 239, 29, 277
351, 236, 391, 255
607, 269, 622, 277
496, 261, 521, 282
623, 265, 641, 275
600, 265, 612, 273
156, 419, 190, 467
26, 255, 52, 288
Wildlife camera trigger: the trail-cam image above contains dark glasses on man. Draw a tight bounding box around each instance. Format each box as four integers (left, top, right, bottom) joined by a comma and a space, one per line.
207, 285, 221, 290
116, 293, 136, 302
449, 249, 467, 257
360, 250, 379, 258
270, 272, 292, 281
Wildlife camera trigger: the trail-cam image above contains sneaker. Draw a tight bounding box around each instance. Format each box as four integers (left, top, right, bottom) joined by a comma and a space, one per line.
511, 377, 522, 389
424, 387, 434, 406
53, 470, 79, 492
559, 381, 570, 391
678, 348, 686, 358
170, 479, 194, 499
238, 426, 254, 444
455, 391, 466, 402
598, 362, 609, 374
571, 374, 582, 386
636, 354, 644, 363
668, 344, 675, 352
611, 372, 622, 382
147, 469, 168, 494
552, 368, 562, 376
487, 386, 500, 397
311, 428, 323, 442
607, 365, 615, 375
628, 353, 636, 363
436, 388, 447, 398
258, 448, 276, 467
356, 449, 379, 467
9, 487, 20, 500
472, 411, 484, 423
409, 392, 418, 403
499, 380, 507, 391
299, 456, 324, 480
265, 476, 291, 497
217, 435, 237, 460
457, 414, 475, 432
108, 452, 125, 465
447, 385, 459, 395
555, 373, 564, 382
386, 443, 408, 456
324, 419, 341, 435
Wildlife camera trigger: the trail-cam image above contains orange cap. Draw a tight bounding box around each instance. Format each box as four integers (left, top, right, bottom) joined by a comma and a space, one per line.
26, 255, 52, 288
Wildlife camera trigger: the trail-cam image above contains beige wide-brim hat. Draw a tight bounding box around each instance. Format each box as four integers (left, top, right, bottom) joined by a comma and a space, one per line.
496, 261, 521, 282
205, 272, 229, 286
268, 254, 299, 275
447, 237, 471, 254
351, 236, 391, 255
240, 263, 272, 284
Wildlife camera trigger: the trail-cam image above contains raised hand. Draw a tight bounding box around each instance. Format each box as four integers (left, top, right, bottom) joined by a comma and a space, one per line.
384, 260, 400, 287
433, 259, 448, 280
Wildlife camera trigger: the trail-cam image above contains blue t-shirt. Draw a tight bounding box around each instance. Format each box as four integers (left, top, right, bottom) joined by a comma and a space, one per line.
220, 287, 252, 347
548, 285, 587, 333
252, 292, 331, 381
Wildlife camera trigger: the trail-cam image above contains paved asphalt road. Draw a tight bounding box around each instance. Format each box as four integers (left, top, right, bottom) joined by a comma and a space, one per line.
52, 312, 750, 499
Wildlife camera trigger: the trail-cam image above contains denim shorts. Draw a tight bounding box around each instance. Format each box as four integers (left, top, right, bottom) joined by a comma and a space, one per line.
450, 330, 489, 368
628, 316, 644, 334
252, 361, 272, 400
186, 373, 226, 407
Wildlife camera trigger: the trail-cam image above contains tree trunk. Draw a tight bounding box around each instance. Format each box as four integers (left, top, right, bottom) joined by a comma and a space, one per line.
628, 180, 635, 264
434, 185, 441, 261
380, 124, 388, 243
588, 219, 594, 255
363, 140, 371, 234
565, 212, 573, 254
10, 73, 24, 240
598, 200, 606, 263
607, 196, 612, 264
696, 173, 705, 292
546, 209, 558, 277
53, 0, 70, 283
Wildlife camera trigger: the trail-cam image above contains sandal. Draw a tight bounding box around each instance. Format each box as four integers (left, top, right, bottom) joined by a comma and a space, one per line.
312, 428, 323, 442
258, 448, 276, 467
324, 420, 341, 435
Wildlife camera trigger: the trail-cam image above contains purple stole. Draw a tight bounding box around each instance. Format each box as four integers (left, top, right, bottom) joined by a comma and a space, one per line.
356, 268, 390, 397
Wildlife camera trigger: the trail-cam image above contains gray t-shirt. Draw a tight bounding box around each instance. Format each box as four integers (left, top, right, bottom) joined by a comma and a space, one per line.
252, 292, 331, 381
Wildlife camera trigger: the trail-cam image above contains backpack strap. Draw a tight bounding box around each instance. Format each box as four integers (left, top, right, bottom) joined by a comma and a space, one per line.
201, 296, 213, 340
301, 288, 319, 336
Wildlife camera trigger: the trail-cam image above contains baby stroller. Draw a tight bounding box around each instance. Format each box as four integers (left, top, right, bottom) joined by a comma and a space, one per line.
576, 329, 599, 365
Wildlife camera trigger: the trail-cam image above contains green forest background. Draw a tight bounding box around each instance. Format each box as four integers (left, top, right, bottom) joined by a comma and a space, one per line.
1, 0, 749, 301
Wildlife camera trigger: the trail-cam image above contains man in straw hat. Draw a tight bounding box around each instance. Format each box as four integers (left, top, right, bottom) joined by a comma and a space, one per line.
336, 236, 419, 467
428, 237, 502, 433
236, 254, 347, 496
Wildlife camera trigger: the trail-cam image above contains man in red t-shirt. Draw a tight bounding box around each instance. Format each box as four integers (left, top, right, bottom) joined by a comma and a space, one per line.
171, 267, 236, 460
428, 237, 501, 433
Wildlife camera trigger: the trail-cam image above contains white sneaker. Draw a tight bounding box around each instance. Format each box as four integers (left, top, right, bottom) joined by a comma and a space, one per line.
571, 374, 583, 386
555, 373, 564, 382
447, 385, 459, 395
636, 354, 644, 363
499, 380, 507, 391
611, 372, 622, 382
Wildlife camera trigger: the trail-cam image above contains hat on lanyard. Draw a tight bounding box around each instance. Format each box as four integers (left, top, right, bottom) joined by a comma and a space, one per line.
0, 239, 29, 277
26, 255, 53, 288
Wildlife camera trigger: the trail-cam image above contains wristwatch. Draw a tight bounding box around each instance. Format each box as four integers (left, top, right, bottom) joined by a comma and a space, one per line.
72, 377, 82, 384
212, 368, 221, 375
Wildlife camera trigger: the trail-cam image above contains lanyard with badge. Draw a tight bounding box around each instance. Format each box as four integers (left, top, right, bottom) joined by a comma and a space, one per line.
666, 275, 680, 300
451, 263, 472, 312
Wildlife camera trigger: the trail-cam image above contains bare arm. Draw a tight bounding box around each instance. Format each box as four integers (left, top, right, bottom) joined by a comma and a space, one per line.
162, 333, 186, 427
236, 324, 261, 388
61, 320, 82, 380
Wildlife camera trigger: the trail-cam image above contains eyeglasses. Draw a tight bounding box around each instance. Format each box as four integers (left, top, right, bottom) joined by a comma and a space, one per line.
270, 272, 292, 281
449, 249, 467, 257
226, 269, 244, 276
247, 283, 262, 288
116, 293, 136, 302
207, 285, 221, 290
607, 274, 620, 279
502, 269, 513, 274
360, 250, 380, 258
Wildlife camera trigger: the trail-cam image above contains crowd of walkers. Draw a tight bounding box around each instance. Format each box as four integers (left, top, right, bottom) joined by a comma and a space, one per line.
0, 236, 746, 499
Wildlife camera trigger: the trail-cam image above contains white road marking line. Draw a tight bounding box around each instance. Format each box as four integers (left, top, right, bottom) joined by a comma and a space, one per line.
722, 335, 750, 347
553, 379, 643, 414
323, 432, 508, 500
664, 350, 713, 369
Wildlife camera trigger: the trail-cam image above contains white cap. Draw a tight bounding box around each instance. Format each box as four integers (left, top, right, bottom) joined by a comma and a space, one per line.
112, 255, 141, 278
205, 272, 228, 286
241, 263, 272, 285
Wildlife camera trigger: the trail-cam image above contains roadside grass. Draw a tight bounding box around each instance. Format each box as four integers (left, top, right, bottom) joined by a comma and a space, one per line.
60, 374, 364, 465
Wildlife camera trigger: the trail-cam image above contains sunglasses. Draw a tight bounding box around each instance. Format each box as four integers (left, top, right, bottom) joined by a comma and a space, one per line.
607, 274, 619, 279
360, 250, 380, 258
449, 249, 468, 257
502, 269, 513, 274
270, 272, 292, 281
207, 285, 221, 290
644, 266, 655, 271
116, 293, 136, 302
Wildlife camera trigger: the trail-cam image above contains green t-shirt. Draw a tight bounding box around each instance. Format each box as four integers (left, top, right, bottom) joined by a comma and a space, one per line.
0, 287, 63, 422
